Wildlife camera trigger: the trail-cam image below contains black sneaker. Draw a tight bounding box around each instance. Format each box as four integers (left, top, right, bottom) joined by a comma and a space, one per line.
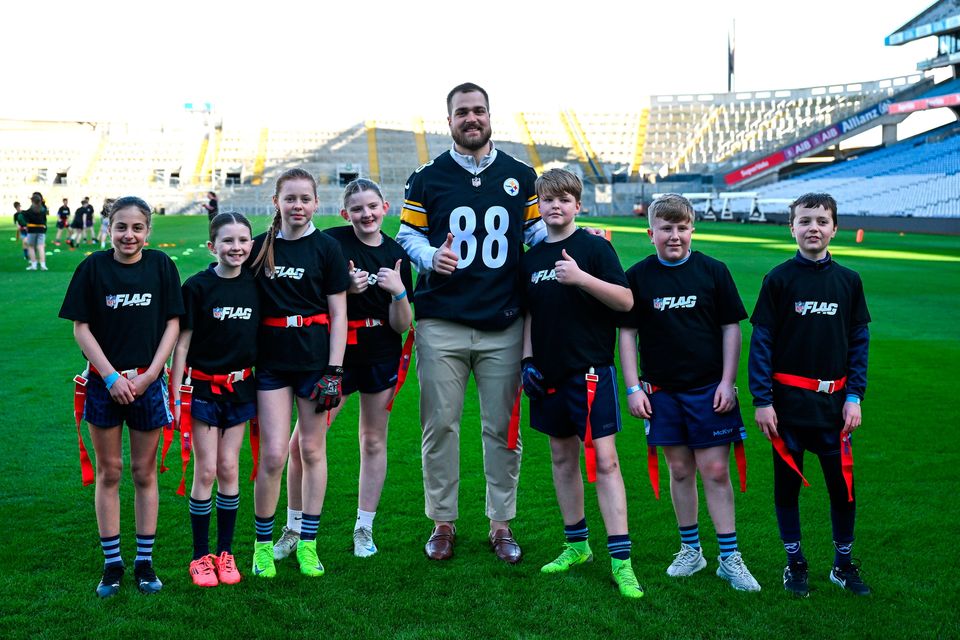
134, 561, 163, 594
783, 560, 809, 597
830, 561, 871, 595
96, 564, 124, 599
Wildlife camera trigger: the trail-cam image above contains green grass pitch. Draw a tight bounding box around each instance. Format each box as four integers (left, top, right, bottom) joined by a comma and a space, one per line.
0, 214, 957, 639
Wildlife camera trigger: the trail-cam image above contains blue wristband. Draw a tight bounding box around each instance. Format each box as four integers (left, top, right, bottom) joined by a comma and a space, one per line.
392, 290, 407, 302
174, 400, 182, 406
845, 394, 861, 405
104, 371, 121, 390
626, 384, 642, 395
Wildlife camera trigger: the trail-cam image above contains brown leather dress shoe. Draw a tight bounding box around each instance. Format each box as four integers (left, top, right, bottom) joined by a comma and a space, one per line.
424, 524, 455, 560
489, 528, 522, 564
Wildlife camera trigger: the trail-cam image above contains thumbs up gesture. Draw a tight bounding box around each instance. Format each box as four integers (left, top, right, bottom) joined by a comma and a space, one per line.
554, 248, 584, 286
377, 258, 405, 296
432, 232, 459, 275
348, 259, 371, 294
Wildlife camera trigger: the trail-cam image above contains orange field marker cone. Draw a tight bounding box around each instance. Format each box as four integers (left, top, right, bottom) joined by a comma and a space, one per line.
855, 229, 864, 244
604, 229, 613, 241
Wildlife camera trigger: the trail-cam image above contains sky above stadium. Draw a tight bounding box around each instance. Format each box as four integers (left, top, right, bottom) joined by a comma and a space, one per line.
2, 0, 939, 124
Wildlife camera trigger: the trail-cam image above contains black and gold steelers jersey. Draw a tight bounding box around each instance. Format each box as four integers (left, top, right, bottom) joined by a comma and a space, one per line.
400, 151, 539, 331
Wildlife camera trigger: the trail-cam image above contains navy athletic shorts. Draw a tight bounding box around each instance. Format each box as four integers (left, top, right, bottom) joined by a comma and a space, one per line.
190, 397, 256, 429
342, 360, 398, 396
530, 365, 621, 441
256, 368, 325, 399
778, 425, 844, 456
645, 382, 746, 449
84, 373, 172, 431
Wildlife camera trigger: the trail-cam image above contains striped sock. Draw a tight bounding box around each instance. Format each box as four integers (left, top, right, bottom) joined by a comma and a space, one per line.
834, 540, 853, 568
679, 524, 700, 549
783, 540, 805, 564
255, 514, 275, 543
355, 509, 376, 532
216, 492, 240, 555
301, 513, 320, 542
189, 496, 213, 560
564, 518, 589, 543
717, 531, 738, 560
135, 534, 155, 565
100, 534, 123, 568
607, 534, 631, 560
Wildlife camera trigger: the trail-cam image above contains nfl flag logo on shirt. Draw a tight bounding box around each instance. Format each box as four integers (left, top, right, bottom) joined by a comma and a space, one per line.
653, 298, 664, 310
213, 307, 224, 320
795, 301, 805, 314
105, 295, 118, 309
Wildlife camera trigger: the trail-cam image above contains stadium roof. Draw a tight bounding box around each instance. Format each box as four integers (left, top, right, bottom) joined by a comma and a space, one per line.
886, 0, 960, 45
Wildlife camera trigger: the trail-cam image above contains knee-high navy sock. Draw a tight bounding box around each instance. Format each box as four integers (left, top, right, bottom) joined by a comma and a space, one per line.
773, 446, 805, 563
100, 534, 123, 568
255, 514, 275, 543
607, 534, 631, 561
564, 518, 589, 543
189, 496, 213, 560
818, 451, 856, 567
216, 492, 240, 555
301, 514, 320, 542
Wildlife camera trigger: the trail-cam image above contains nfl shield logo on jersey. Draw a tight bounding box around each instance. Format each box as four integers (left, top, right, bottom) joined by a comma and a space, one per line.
653, 297, 664, 310
503, 178, 520, 196
794, 301, 805, 314
105, 295, 118, 309
213, 307, 224, 320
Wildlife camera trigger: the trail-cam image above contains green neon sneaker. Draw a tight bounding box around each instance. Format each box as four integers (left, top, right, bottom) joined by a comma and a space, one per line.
540, 541, 593, 574
252, 541, 277, 578
611, 558, 645, 599
296, 540, 325, 577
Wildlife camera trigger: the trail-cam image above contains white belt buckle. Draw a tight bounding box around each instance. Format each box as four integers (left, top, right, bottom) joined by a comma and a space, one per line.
120, 368, 139, 380
817, 379, 835, 394
229, 370, 245, 383
286, 315, 303, 328
366, 318, 382, 328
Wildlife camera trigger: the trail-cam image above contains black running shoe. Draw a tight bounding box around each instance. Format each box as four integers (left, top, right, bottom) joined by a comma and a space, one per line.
783, 560, 809, 597
134, 561, 163, 594
830, 561, 871, 596
96, 564, 124, 599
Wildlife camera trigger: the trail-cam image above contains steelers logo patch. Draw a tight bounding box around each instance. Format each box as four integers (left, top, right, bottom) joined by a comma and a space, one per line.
503, 178, 520, 196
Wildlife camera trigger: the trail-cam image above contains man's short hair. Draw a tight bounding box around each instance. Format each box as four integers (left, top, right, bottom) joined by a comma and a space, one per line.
536, 168, 582, 201
446, 82, 489, 115
648, 193, 695, 227
789, 192, 837, 225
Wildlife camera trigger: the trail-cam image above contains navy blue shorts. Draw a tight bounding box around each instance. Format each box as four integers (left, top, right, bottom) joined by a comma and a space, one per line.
645, 382, 746, 449
342, 360, 398, 396
84, 373, 172, 431
530, 366, 621, 441
190, 397, 257, 429
779, 425, 844, 456
256, 368, 325, 398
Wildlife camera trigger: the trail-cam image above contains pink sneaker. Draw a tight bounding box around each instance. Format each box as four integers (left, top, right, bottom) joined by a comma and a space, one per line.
189, 554, 219, 587
215, 551, 241, 585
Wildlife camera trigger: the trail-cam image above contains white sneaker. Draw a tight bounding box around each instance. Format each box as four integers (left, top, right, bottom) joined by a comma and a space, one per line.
666, 543, 707, 577
716, 551, 761, 591
26, 265, 37, 271
40, 265, 48, 271
353, 526, 378, 558
273, 526, 300, 560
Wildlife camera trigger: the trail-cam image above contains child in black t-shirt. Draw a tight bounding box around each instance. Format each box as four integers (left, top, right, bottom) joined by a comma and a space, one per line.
247, 168, 350, 580
749, 192, 871, 597
13, 201, 28, 259
55, 198, 70, 245
59, 196, 184, 598
620, 194, 760, 592
520, 169, 641, 599
276, 179, 413, 561
171, 212, 259, 588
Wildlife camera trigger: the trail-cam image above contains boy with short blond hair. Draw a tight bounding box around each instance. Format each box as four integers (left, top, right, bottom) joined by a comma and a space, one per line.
520, 168, 642, 599
620, 193, 760, 591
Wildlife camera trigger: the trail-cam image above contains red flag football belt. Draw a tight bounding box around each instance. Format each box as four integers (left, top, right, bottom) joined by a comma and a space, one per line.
640, 381, 747, 499
770, 433, 854, 502
72, 365, 151, 486
386, 325, 416, 413
262, 313, 330, 328
583, 369, 599, 484
346, 318, 384, 345
189, 367, 253, 395
772, 372, 847, 394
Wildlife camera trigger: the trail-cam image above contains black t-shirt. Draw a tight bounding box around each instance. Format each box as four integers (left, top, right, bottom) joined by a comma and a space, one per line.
207, 199, 219, 221
88, 206, 99, 224
58, 205, 70, 220
521, 228, 628, 385
25, 205, 47, 233
401, 151, 541, 331
72, 205, 91, 228
250, 228, 351, 371
751, 256, 871, 429
59, 249, 184, 371
181, 265, 260, 402
622, 252, 747, 391
322, 225, 413, 366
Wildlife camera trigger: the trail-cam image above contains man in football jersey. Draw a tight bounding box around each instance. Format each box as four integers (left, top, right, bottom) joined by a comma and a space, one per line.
397, 82, 546, 563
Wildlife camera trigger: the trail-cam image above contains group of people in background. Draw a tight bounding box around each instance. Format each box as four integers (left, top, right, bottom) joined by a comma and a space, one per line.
12, 194, 112, 270
58, 83, 872, 603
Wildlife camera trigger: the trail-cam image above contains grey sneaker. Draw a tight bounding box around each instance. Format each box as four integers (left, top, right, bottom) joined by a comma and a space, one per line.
353, 526, 378, 558
273, 526, 300, 561
666, 543, 707, 577
716, 551, 761, 592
